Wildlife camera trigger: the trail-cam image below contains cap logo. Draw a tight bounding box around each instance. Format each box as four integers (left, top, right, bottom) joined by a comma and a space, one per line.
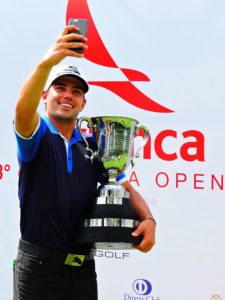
67, 66, 81, 75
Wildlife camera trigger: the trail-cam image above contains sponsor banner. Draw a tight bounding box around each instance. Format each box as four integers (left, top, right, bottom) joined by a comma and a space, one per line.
0, 0, 225, 299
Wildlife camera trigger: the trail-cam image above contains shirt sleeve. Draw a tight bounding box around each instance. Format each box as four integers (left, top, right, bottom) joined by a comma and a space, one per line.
14, 117, 47, 162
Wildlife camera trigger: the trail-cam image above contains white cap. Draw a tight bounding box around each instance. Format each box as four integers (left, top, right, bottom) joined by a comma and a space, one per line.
45, 65, 89, 93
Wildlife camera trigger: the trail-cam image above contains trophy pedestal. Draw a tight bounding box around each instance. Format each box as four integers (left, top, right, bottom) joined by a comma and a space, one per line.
76, 183, 142, 249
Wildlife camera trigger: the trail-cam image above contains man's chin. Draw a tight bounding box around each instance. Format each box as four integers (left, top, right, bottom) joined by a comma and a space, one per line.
53, 113, 76, 123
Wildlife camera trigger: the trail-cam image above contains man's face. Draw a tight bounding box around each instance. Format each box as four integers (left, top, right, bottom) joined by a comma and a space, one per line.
43, 76, 86, 123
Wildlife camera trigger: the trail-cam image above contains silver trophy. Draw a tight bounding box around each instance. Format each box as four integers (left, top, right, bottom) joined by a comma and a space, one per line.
76, 116, 149, 249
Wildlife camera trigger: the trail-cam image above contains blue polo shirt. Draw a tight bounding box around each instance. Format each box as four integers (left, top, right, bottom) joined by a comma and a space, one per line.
15, 116, 126, 252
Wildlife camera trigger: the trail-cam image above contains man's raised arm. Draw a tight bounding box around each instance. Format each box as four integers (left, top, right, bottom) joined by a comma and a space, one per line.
14, 25, 87, 137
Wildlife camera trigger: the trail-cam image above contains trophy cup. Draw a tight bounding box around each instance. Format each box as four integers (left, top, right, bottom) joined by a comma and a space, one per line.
76, 116, 149, 249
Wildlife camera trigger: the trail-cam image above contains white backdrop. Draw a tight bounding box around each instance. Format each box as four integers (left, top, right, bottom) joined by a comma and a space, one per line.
0, 1, 225, 299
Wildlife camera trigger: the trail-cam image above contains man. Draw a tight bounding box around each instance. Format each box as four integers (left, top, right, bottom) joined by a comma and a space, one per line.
13, 25, 156, 300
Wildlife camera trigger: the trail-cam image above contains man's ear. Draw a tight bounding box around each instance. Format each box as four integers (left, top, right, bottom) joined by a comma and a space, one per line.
42, 91, 48, 104
81, 98, 87, 110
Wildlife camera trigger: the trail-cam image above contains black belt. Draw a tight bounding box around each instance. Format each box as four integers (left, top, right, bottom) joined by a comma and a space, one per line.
19, 239, 95, 267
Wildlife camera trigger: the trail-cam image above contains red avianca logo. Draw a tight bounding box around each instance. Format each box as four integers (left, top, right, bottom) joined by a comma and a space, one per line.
66, 0, 174, 113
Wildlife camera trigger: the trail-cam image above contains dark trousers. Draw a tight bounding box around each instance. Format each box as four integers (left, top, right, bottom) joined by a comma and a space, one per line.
13, 250, 98, 300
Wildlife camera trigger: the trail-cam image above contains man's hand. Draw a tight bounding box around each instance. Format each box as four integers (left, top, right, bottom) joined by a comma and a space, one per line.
41, 25, 88, 68
121, 181, 156, 253
132, 218, 156, 253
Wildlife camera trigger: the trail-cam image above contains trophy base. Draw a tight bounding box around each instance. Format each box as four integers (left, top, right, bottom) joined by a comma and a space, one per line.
75, 227, 142, 250
75, 184, 142, 250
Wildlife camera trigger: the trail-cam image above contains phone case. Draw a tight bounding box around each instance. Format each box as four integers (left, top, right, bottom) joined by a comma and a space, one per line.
68, 18, 88, 53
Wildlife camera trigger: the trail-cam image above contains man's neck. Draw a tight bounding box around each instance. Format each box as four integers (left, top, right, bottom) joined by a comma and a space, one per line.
49, 116, 76, 142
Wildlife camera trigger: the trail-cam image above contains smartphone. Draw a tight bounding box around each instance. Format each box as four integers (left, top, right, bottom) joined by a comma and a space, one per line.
68, 18, 88, 53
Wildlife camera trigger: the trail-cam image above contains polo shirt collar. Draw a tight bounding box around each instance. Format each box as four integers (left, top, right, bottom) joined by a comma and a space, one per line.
42, 115, 83, 144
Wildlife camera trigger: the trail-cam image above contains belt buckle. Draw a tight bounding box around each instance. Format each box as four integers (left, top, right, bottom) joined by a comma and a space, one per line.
64, 253, 86, 267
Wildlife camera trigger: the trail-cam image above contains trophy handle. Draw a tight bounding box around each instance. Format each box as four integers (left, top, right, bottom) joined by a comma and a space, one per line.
77, 117, 97, 162
134, 125, 149, 158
